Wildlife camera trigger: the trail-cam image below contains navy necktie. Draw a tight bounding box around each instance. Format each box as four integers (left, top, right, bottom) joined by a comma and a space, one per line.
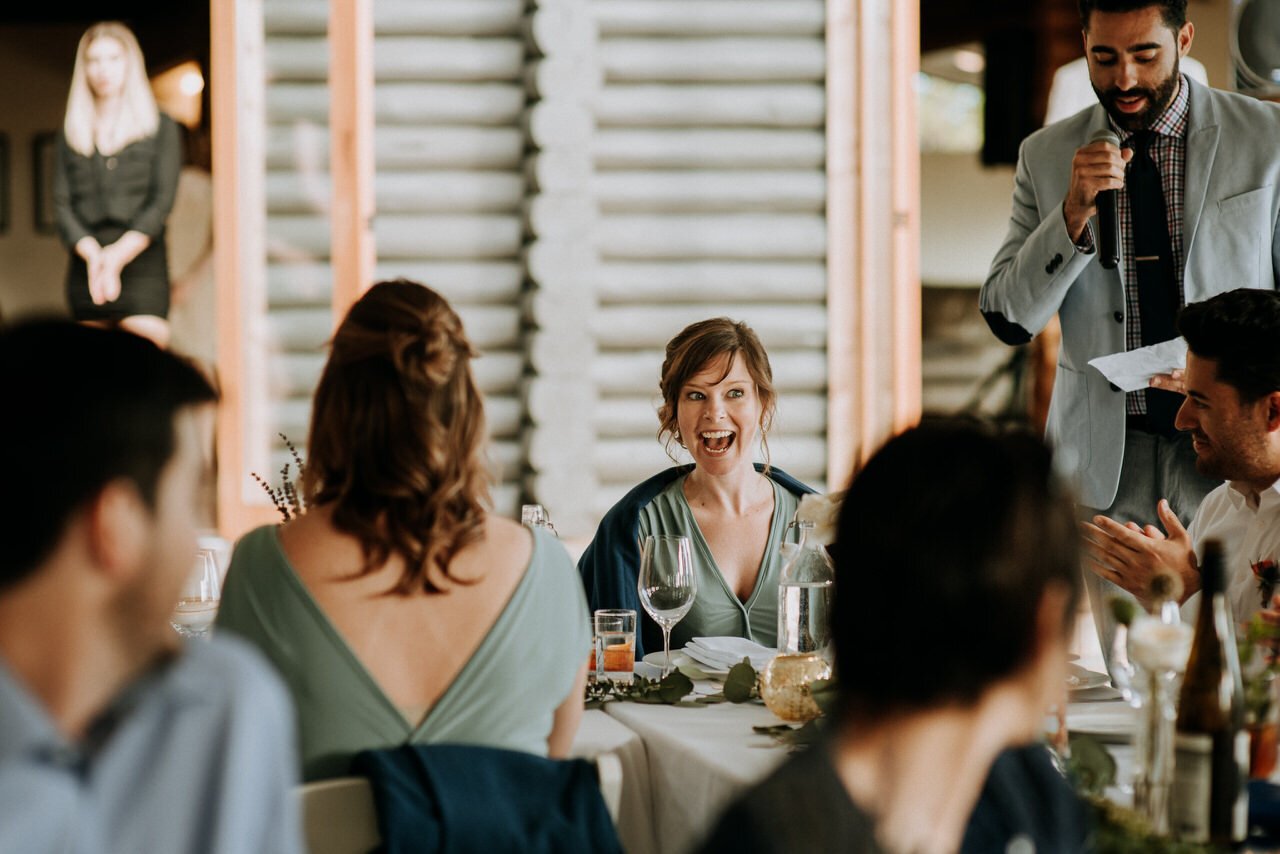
1128, 130, 1181, 435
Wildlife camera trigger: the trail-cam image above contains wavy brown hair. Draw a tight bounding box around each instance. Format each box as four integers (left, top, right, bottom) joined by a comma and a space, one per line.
657, 318, 777, 465
302, 280, 492, 594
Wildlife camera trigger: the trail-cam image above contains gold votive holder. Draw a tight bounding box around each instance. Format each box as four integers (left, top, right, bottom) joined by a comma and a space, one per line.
760, 653, 832, 723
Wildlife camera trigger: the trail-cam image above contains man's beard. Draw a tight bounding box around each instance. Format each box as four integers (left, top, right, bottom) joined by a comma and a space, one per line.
1093, 57, 1181, 131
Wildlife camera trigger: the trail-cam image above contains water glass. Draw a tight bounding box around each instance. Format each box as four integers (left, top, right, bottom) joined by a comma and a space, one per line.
594, 609, 636, 682
637, 535, 697, 677
520, 504, 556, 534
171, 549, 220, 639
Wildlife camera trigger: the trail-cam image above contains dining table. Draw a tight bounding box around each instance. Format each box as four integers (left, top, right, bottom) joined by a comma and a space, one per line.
570, 677, 794, 854
571, 663, 1148, 854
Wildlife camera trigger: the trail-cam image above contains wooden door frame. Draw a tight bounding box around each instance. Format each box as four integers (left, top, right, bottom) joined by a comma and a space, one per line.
212, 0, 277, 537
826, 0, 921, 489
212, 0, 376, 538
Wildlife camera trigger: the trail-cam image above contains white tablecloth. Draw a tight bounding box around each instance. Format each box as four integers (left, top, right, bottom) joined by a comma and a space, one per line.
603, 698, 790, 854
570, 710, 659, 854
577, 691, 1138, 854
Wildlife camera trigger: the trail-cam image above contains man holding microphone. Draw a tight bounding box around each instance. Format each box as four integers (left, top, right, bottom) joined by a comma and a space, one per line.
980, 0, 1280, 668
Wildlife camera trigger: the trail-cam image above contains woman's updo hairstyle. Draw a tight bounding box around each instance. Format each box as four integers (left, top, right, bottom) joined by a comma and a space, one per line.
303, 279, 492, 594
656, 317, 776, 464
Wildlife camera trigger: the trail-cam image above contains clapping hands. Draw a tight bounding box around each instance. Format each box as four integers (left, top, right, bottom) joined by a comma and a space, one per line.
1080, 498, 1200, 607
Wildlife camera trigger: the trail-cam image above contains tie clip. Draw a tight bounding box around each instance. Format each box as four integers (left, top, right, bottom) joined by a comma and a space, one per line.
1135, 255, 1161, 262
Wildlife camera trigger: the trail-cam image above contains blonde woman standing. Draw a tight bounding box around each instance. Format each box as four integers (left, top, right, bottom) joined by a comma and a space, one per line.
54, 22, 180, 347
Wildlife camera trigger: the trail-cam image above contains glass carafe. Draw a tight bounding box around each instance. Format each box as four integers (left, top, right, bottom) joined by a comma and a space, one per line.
777, 520, 835, 657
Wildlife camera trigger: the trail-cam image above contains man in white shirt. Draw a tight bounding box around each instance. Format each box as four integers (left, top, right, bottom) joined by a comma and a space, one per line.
1082, 289, 1280, 626
0, 321, 304, 853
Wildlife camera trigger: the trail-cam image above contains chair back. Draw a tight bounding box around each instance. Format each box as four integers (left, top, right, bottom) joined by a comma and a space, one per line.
297, 777, 380, 854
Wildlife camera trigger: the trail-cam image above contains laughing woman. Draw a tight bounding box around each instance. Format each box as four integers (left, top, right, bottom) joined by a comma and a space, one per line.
579, 318, 815, 657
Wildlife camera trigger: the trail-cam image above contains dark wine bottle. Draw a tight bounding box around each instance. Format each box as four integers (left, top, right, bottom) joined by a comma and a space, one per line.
1170, 539, 1247, 844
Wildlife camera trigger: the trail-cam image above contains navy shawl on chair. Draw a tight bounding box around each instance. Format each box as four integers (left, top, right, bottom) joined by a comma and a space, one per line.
351, 744, 621, 854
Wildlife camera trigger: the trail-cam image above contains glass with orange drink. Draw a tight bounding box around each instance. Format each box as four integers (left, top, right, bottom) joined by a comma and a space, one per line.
593, 609, 636, 682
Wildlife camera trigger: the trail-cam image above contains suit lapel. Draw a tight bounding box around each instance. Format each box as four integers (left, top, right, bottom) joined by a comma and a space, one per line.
1183, 80, 1221, 285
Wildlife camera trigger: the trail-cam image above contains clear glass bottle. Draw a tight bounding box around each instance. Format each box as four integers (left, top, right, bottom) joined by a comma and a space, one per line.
776, 520, 835, 657
1128, 574, 1193, 834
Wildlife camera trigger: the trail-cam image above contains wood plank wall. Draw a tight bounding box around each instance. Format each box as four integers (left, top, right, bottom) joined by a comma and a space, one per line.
215, 0, 922, 538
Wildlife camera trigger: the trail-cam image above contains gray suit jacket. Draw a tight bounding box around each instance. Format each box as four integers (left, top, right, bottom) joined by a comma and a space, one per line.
980, 78, 1280, 509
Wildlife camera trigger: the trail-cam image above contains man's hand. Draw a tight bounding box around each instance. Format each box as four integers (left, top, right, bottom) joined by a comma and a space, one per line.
1063, 139, 1132, 243
1080, 498, 1199, 606
1149, 369, 1186, 395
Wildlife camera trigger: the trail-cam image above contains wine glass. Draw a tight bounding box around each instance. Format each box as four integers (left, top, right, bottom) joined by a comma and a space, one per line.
171, 550, 220, 639
637, 535, 697, 676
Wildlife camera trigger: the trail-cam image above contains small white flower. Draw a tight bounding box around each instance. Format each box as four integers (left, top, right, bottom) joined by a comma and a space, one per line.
794, 491, 843, 546
1128, 615, 1193, 672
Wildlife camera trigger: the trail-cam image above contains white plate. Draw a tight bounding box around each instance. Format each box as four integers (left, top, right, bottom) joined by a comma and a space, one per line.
1067, 663, 1110, 691
1063, 703, 1138, 744
641, 650, 727, 679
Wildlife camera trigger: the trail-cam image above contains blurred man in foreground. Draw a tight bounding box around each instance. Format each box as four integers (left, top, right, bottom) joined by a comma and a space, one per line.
0, 321, 302, 852
699, 419, 1088, 853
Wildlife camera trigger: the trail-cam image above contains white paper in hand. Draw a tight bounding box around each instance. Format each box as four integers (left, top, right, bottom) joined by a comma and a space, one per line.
1087, 338, 1187, 393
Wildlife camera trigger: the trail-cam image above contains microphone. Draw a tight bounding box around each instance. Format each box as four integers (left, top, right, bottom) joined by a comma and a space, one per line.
1090, 128, 1121, 270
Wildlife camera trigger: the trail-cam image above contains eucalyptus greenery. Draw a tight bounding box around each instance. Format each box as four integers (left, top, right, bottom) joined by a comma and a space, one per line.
1067, 733, 1213, 852
584, 658, 765, 709
585, 670, 697, 709
1238, 613, 1280, 723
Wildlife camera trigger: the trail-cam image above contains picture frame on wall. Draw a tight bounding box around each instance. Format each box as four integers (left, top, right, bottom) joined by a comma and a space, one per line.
0, 133, 10, 234
32, 132, 57, 235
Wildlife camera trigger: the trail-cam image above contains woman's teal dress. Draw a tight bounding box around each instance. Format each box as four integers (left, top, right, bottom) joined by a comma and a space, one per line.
216, 525, 590, 781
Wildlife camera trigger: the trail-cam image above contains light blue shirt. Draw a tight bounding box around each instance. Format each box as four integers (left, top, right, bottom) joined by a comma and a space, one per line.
0, 636, 304, 853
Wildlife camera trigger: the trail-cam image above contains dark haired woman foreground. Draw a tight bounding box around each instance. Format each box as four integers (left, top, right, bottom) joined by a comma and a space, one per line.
217, 280, 589, 781
700, 419, 1089, 853
579, 318, 814, 656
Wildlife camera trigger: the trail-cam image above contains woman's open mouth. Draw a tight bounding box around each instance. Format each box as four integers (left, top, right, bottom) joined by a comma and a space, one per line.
700, 430, 736, 455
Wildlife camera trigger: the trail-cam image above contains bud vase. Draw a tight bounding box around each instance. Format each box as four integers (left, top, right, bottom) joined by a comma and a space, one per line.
1131, 666, 1176, 833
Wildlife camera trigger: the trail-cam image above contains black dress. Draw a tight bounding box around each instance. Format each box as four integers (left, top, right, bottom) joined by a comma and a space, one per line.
697, 742, 1092, 854
53, 113, 181, 321
696, 746, 885, 853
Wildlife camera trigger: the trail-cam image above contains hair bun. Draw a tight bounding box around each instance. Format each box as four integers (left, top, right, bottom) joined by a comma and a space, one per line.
409, 324, 458, 388
328, 278, 478, 391
392, 310, 477, 391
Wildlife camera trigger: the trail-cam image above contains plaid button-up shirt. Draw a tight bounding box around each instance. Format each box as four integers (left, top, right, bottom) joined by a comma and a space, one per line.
1114, 76, 1190, 416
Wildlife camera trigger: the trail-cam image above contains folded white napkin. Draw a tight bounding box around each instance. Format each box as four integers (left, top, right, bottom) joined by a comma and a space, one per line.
683, 637, 775, 671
